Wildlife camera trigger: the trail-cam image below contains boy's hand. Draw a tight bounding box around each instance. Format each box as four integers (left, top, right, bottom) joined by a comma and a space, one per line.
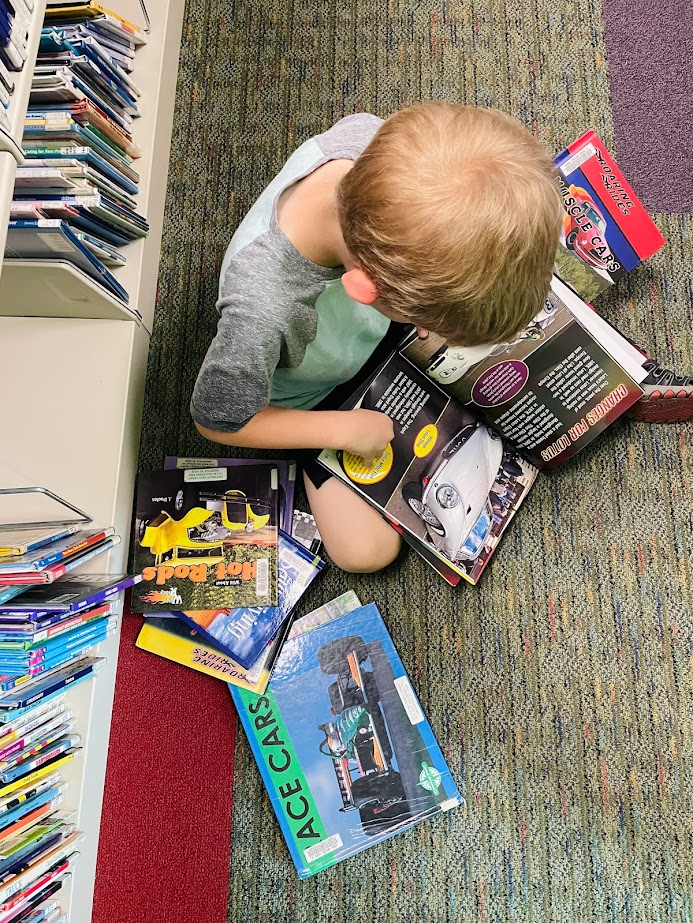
341, 409, 395, 468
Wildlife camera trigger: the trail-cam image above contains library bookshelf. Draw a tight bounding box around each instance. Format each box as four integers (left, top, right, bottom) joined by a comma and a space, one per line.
0, 2, 186, 920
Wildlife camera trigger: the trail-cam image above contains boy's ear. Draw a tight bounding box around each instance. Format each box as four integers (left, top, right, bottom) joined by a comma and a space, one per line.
342, 268, 378, 305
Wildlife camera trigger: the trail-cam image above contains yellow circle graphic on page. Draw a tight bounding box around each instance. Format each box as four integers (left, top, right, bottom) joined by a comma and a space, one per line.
343, 444, 394, 485
414, 424, 438, 458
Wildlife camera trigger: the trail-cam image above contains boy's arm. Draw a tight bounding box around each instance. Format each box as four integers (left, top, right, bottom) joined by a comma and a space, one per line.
195, 405, 394, 467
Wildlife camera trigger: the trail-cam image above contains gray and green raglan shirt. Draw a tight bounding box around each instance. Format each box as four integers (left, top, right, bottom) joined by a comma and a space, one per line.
190, 113, 390, 433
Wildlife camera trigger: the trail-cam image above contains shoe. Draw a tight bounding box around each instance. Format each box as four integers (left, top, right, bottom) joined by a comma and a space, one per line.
627, 358, 693, 422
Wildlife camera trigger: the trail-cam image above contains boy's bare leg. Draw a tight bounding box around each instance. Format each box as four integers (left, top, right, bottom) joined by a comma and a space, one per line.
304, 474, 402, 573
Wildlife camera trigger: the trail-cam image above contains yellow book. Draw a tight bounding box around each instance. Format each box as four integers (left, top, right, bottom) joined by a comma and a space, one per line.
136, 618, 276, 694
0, 751, 76, 800
45, 3, 148, 43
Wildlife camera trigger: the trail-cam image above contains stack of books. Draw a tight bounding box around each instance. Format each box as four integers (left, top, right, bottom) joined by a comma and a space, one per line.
130, 460, 466, 878
0, 0, 32, 137
132, 457, 327, 694
4, 2, 149, 307
0, 516, 140, 919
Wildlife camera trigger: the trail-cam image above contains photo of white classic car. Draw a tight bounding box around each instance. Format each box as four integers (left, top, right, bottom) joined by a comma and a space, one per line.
425, 298, 559, 386
402, 424, 523, 564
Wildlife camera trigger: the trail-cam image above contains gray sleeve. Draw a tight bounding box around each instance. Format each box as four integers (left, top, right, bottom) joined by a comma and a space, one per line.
190, 266, 285, 433
191, 235, 324, 433
316, 113, 383, 159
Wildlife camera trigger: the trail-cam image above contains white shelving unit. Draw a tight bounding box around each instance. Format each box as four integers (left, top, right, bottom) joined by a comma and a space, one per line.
0, 2, 186, 920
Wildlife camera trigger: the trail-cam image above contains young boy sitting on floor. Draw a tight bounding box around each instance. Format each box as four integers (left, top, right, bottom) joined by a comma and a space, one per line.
191, 102, 692, 573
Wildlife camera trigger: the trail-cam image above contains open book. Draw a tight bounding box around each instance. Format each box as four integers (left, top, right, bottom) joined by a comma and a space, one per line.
318, 132, 665, 586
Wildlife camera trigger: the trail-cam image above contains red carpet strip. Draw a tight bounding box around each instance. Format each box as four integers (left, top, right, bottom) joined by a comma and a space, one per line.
92, 612, 235, 923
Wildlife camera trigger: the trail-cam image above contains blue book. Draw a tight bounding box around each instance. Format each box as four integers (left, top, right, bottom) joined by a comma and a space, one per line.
0, 586, 26, 606
0, 574, 140, 617
231, 602, 463, 878
0, 621, 114, 686
39, 30, 138, 109
0, 784, 64, 831
0, 828, 68, 879
23, 119, 138, 179
0, 657, 102, 710
0, 604, 112, 638
5, 220, 129, 303
22, 144, 139, 194
176, 531, 325, 670
0, 615, 114, 670
0, 529, 114, 573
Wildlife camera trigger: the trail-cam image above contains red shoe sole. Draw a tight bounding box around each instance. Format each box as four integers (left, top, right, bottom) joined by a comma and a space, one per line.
627, 395, 693, 423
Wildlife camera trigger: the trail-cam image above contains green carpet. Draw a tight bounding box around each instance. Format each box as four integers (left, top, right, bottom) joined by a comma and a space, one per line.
139, 1, 693, 919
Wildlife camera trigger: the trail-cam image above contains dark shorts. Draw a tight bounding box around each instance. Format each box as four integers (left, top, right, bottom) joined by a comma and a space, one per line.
298, 322, 407, 489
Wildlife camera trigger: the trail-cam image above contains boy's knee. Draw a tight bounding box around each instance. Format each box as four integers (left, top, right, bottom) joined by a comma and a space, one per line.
325, 531, 402, 574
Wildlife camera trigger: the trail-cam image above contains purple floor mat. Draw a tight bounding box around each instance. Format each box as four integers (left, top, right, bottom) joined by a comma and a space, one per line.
602, 0, 693, 212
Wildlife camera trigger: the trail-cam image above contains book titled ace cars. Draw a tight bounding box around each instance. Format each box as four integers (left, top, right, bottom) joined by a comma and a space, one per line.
131, 466, 280, 613
231, 602, 463, 878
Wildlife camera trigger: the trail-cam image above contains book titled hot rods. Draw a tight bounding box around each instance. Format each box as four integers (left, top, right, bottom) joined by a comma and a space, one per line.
131, 466, 280, 612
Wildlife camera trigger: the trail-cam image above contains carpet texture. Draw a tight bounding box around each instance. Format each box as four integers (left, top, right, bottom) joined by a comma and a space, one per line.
92, 613, 235, 923
138, 0, 693, 920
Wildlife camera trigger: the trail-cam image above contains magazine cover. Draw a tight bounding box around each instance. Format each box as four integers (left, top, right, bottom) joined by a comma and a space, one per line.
554, 130, 665, 287
131, 467, 279, 613
164, 456, 297, 534
318, 350, 538, 584
400, 277, 646, 468
232, 602, 462, 878
173, 531, 325, 669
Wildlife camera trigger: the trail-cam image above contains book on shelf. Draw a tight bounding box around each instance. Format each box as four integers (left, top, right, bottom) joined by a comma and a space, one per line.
44, 2, 149, 46
0, 602, 114, 647
4, 219, 131, 304
0, 534, 120, 584
317, 133, 664, 586
3, 1, 149, 311
0, 574, 140, 615
0, 526, 82, 560
0, 528, 114, 574
131, 466, 281, 614
231, 598, 463, 878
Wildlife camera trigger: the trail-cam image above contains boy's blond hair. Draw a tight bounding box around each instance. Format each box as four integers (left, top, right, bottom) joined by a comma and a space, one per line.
337, 103, 563, 346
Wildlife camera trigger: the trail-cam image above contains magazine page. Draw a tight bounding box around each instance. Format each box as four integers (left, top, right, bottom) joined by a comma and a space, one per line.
400, 277, 645, 468
230, 602, 463, 879
131, 467, 279, 613
318, 353, 538, 585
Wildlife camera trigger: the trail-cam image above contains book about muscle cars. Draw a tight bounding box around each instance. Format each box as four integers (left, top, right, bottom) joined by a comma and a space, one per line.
554, 129, 665, 288
231, 601, 463, 878
131, 466, 280, 613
